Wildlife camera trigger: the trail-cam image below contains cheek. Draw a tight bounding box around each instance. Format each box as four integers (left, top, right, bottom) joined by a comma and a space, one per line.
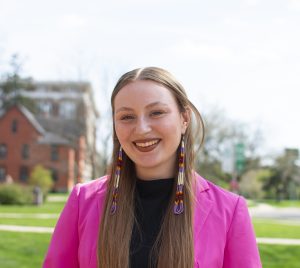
115, 123, 131, 142
158, 116, 183, 134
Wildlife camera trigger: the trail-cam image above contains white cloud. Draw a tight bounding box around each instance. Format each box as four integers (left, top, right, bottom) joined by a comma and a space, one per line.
288, 0, 300, 10
235, 46, 283, 65
170, 40, 232, 61
243, 0, 261, 7
59, 14, 87, 29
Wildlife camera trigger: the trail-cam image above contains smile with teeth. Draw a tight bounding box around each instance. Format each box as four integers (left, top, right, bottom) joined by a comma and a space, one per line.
135, 139, 159, 148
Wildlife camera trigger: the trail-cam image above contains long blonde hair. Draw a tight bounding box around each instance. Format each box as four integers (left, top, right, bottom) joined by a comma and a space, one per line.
98, 67, 205, 268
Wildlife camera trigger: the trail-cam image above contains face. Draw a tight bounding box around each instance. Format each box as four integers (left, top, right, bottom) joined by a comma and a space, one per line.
113, 80, 188, 180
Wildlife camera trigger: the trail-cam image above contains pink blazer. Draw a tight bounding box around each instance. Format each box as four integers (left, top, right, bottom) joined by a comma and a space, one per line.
43, 173, 262, 268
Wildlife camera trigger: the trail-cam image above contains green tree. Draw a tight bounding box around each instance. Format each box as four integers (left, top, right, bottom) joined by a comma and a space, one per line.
29, 165, 53, 197
195, 108, 236, 185
263, 149, 300, 200
0, 54, 36, 112
195, 107, 263, 187
239, 169, 271, 199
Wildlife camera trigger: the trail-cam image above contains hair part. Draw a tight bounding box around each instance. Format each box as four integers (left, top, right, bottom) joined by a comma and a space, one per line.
98, 67, 205, 268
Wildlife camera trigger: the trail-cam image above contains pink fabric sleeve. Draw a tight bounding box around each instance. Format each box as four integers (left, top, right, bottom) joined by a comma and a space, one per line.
43, 184, 80, 268
223, 196, 262, 268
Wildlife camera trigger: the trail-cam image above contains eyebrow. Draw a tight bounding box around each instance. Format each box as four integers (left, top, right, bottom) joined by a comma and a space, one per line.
115, 102, 169, 113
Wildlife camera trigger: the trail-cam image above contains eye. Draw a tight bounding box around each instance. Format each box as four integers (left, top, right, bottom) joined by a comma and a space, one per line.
151, 110, 165, 115
120, 114, 135, 121
150, 110, 165, 117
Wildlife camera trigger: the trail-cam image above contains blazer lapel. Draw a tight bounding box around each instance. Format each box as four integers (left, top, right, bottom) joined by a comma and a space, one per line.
96, 177, 109, 224
193, 174, 213, 235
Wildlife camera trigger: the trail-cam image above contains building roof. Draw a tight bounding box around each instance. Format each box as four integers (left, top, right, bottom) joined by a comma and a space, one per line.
29, 81, 100, 118
33, 81, 92, 92
17, 104, 45, 134
38, 132, 71, 145
0, 105, 75, 147
36, 116, 85, 144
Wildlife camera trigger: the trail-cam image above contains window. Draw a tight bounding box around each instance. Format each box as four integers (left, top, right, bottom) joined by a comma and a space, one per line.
51, 145, 59, 161
51, 168, 58, 182
11, 119, 18, 133
0, 144, 7, 159
38, 101, 52, 116
51, 103, 59, 116
19, 166, 29, 182
0, 167, 6, 182
59, 101, 76, 119
22, 144, 30, 159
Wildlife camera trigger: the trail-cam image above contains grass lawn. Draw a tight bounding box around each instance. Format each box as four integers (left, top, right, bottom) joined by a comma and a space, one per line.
48, 192, 68, 198
0, 201, 65, 214
0, 217, 57, 227
0, 230, 299, 268
259, 244, 300, 268
0, 196, 64, 267
0, 231, 52, 268
253, 219, 300, 239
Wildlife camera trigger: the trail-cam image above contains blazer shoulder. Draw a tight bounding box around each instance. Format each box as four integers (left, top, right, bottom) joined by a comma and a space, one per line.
73, 175, 109, 202
207, 179, 240, 204
194, 173, 247, 231
194, 172, 240, 204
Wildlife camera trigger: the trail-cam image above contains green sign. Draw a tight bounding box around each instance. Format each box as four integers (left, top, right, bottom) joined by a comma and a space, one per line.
235, 143, 245, 174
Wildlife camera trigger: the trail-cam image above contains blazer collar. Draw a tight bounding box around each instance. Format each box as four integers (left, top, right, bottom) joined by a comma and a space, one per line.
194, 172, 210, 193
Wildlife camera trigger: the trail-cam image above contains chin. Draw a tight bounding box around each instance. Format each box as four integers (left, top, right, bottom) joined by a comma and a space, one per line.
135, 160, 161, 169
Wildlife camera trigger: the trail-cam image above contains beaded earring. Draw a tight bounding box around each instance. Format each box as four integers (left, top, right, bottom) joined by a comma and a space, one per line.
174, 136, 185, 215
110, 146, 123, 214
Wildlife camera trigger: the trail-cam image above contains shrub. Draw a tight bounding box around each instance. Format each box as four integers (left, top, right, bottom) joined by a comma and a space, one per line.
239, 169, 272, 199
0, 183, 33, 205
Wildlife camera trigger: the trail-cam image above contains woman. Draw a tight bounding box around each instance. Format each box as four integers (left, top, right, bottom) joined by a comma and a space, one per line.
43, 67, 262, 268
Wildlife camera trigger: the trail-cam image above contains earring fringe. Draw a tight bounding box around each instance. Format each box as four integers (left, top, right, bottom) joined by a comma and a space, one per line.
174, 136, 185, 215
111, 146, 123, 214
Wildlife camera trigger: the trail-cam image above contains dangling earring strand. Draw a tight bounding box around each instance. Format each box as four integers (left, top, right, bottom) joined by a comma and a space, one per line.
110, 146, 123, 214
174, 136, 185, 215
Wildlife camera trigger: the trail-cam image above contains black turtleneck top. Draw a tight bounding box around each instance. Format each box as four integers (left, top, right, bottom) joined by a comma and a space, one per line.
130, 178, 174, 268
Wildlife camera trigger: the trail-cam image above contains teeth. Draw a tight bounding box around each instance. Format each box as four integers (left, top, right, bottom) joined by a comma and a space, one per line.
135, 140, 159, 148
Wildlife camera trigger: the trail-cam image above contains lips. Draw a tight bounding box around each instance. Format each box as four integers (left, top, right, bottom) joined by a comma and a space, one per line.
133, 139, 160, 152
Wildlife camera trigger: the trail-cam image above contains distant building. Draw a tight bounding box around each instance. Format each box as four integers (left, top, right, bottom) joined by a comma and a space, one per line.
0, 81, 99, 191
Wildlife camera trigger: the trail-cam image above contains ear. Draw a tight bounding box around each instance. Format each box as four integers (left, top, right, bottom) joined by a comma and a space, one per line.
181, 107, 191, 134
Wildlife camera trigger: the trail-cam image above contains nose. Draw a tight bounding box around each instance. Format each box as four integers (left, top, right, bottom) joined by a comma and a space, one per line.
135, 116, 151, 135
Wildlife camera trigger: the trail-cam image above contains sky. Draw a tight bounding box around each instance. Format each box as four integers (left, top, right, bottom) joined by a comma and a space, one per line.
0, 0, 299, 157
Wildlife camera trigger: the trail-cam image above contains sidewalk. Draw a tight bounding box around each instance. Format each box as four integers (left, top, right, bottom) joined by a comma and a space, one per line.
0, 213, 59, 219
249, 204, 300, 221
256, 237, 300, 245
47, 196, 68, 202
0, 224, 54, 233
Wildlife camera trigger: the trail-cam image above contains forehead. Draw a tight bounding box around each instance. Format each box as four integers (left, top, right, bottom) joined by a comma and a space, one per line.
114, 80, 178, 110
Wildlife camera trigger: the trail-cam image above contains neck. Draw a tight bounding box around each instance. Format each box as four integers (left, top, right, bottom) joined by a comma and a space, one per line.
135, 165, 176, 181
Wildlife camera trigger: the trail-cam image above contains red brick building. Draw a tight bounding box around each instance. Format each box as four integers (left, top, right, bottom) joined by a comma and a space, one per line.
0, 105, 85, 191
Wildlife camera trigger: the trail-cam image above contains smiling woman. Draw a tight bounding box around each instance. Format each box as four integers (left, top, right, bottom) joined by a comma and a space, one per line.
43, 67, 262, 268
